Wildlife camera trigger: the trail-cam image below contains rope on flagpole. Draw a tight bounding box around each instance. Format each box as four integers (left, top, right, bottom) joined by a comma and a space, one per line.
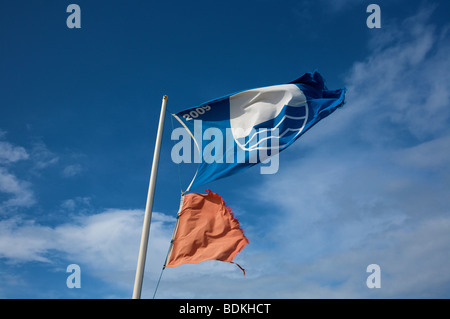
152, 265, 165, 299
148, 105, 188, 299
153, 192, 185, 298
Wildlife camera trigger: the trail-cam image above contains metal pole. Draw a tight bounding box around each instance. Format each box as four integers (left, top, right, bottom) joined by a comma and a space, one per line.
132, 95, 168, 299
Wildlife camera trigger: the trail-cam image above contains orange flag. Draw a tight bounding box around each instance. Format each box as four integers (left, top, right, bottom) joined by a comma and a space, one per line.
165, 190, 248, 274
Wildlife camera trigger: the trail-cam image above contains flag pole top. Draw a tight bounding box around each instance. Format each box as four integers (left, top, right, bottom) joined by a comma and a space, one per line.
163, 95, 168, 100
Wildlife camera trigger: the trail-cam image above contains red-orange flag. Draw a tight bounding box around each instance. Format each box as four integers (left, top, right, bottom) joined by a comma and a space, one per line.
165, 190, 248, 274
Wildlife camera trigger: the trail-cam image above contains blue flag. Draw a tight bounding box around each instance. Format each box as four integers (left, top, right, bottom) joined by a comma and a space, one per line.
172, 71, 346, 191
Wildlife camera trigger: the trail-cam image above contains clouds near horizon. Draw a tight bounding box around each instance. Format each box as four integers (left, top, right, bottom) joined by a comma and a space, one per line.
248, 7, 450, 298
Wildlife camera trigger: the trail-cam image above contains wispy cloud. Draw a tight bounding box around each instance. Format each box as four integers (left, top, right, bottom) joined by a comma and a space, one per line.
245, 7, 450, 298
0, 134, 35, 212
346, 10, 449, 141
60, 197, 91, 212
0, 217, 53, 262
0, 141, 29, 164
30, 140, 59, 171
295, 7, 450, 151
0, 207, 176, 294
61, 164, 83, 178
0, 168, 35, 211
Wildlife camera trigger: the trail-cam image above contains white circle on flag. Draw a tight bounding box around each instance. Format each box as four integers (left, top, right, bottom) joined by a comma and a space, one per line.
229, 84, 308, 151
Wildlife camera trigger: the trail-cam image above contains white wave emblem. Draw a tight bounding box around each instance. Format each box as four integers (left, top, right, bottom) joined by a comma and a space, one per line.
229, 84, 308, 151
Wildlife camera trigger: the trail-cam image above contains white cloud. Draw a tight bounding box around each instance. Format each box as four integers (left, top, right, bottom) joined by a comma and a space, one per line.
58, 210, 177, 291
60, 197, 91, 212
0, 201, 255, 298
346, 10, 450, 141
0, 209, 142, 264
0, 135, 66, 214
62, 164, 83, 178
30, 141, 59, 171
0, 141, 29, 164
247, 147, 450, 297
392, 135, 450, 170
0, 167, 35, 211
0, 132, 35, 212
237, 7, 450, 298
0, 217, 53, 262
0, 208, 177, 294
296, 8, 450, 152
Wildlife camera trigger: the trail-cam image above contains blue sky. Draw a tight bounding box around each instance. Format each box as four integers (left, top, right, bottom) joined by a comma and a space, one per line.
1, 0, 450, 298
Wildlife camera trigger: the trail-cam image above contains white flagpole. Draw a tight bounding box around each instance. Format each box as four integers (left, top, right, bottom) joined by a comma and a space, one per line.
132, 95, 168, 299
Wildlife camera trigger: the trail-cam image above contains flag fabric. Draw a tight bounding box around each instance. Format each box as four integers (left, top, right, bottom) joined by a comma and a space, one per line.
173, 71, 346, 191
165, 190, 248, 274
